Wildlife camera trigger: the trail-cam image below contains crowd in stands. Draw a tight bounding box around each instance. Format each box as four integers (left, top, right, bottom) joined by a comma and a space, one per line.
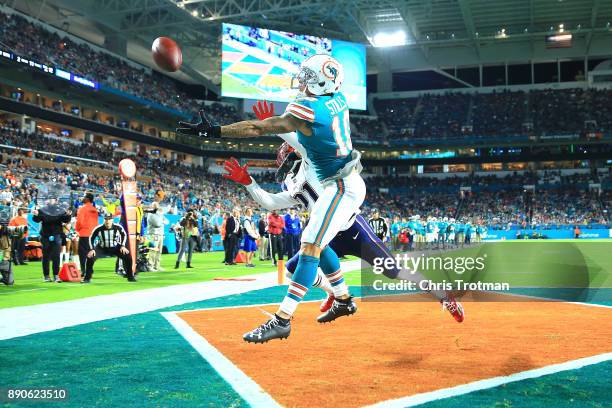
365, 171, 610, 229
0, 123, 276, 215
351, 116, 385, 140
2, 116, 610, 231
0, 11, 243, 125
3, 9, 612, 144
373, 88, 612, 140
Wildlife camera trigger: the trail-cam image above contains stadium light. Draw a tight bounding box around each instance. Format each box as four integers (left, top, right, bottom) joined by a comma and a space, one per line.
371, 30, 408, 47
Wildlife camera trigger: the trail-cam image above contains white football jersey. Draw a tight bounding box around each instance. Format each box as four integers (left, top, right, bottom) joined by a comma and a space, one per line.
282, 158, 322, 212
244, 132, 357, 230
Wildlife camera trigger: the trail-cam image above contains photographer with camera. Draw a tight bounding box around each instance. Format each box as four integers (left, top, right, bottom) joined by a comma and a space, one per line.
84, 213, 136, 283
0, 206, 28, 285
175, 209, 199, 269
32, 200, 71, 283
8, 208, 28, 265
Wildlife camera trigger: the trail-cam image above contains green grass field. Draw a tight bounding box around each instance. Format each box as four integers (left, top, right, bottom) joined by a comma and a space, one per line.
0, 252, 276, 309
347, 240, 612, 289
3, 240, 610, 309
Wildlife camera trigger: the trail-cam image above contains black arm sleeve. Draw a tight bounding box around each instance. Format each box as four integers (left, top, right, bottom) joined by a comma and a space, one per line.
116, 224, 128, 246
89, 225, 102, 250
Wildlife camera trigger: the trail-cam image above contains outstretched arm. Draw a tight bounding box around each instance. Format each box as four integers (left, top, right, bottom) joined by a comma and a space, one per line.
221, 114, 301, 138
222, 157, 298, 210
176, 107, 308, 139
245, 180, 298, 211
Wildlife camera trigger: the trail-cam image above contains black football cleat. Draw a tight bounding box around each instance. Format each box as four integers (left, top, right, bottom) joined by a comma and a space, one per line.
317, 296, 357, 323
243, 313, 291, 344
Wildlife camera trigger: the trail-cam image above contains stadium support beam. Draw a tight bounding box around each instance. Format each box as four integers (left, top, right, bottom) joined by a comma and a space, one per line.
457, 0, 480, 58
434, 68, 474, 88
345, 4, 372, 42
586, 0, 601, 55
182, 0, 337, 21
395, 2, 422, 49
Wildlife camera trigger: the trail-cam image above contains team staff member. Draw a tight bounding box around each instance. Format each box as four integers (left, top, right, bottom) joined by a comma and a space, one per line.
32, 203, 71, 282
267, 210, 285, 266
75, 193, 99, 273
84, 213, 136, 283
223, 208, 241, 265
257, 212, 268, 261
8, 208, 28, 265
146, 201, 165, 271
368, 209, 388, 242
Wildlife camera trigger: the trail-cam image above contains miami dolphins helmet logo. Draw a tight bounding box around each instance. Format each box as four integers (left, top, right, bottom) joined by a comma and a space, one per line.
322, 60, 339, 82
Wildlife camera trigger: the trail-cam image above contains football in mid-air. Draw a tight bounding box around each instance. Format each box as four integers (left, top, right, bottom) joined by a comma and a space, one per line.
152, 37, 182, 72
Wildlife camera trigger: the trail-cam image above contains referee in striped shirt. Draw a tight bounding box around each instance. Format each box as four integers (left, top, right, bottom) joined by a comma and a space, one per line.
84, 213, 136, 283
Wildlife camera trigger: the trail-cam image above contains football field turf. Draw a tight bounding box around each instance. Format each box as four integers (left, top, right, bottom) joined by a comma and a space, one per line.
2, 240, 611, 407
0, 252, 276, 309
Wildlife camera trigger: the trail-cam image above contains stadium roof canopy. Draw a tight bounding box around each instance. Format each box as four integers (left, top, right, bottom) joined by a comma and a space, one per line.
9, 0, 612, 89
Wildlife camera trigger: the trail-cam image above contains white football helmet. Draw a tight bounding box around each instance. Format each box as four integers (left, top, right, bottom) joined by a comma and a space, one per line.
291, 54, 344, 96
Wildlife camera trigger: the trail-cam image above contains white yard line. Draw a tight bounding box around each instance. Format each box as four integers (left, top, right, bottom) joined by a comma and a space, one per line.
0, 272, 277, 340
364, 352, 612, 408
0, 288, 49, 295
162, 312, 282, 408
0, 259, 362, 340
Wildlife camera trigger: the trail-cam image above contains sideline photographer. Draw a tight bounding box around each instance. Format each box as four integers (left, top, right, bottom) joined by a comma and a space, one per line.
175, 209, 199, 269
0, 207, 28, 285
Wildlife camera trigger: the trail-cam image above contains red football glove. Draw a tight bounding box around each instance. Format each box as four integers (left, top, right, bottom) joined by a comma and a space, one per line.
252, 100, 275, 120
222, 157, 252, 186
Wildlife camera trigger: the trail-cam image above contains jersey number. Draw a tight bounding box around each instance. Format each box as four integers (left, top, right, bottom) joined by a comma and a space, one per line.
293, 181, 318, 208
332, 110, 352, 157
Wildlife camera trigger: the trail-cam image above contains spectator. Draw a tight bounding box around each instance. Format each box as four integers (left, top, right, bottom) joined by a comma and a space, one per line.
267, 210, 285, 266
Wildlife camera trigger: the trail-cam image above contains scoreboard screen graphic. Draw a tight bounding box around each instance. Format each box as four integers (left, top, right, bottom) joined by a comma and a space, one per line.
221, 23, 367, 110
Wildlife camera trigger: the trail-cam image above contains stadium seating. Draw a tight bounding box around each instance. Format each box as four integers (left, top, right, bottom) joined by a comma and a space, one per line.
374, 88, 612, 141
0, 11, 242, 125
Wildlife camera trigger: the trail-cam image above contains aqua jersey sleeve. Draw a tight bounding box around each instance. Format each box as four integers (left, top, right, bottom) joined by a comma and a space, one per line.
284, 93, 352, 181
285, 97, 317, 123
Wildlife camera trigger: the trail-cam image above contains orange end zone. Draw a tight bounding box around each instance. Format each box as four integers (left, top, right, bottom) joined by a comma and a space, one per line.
177, 295, 612, 408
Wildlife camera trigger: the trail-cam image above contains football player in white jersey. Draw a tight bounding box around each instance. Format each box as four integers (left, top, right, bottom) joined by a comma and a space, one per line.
222, 101, 466, 325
